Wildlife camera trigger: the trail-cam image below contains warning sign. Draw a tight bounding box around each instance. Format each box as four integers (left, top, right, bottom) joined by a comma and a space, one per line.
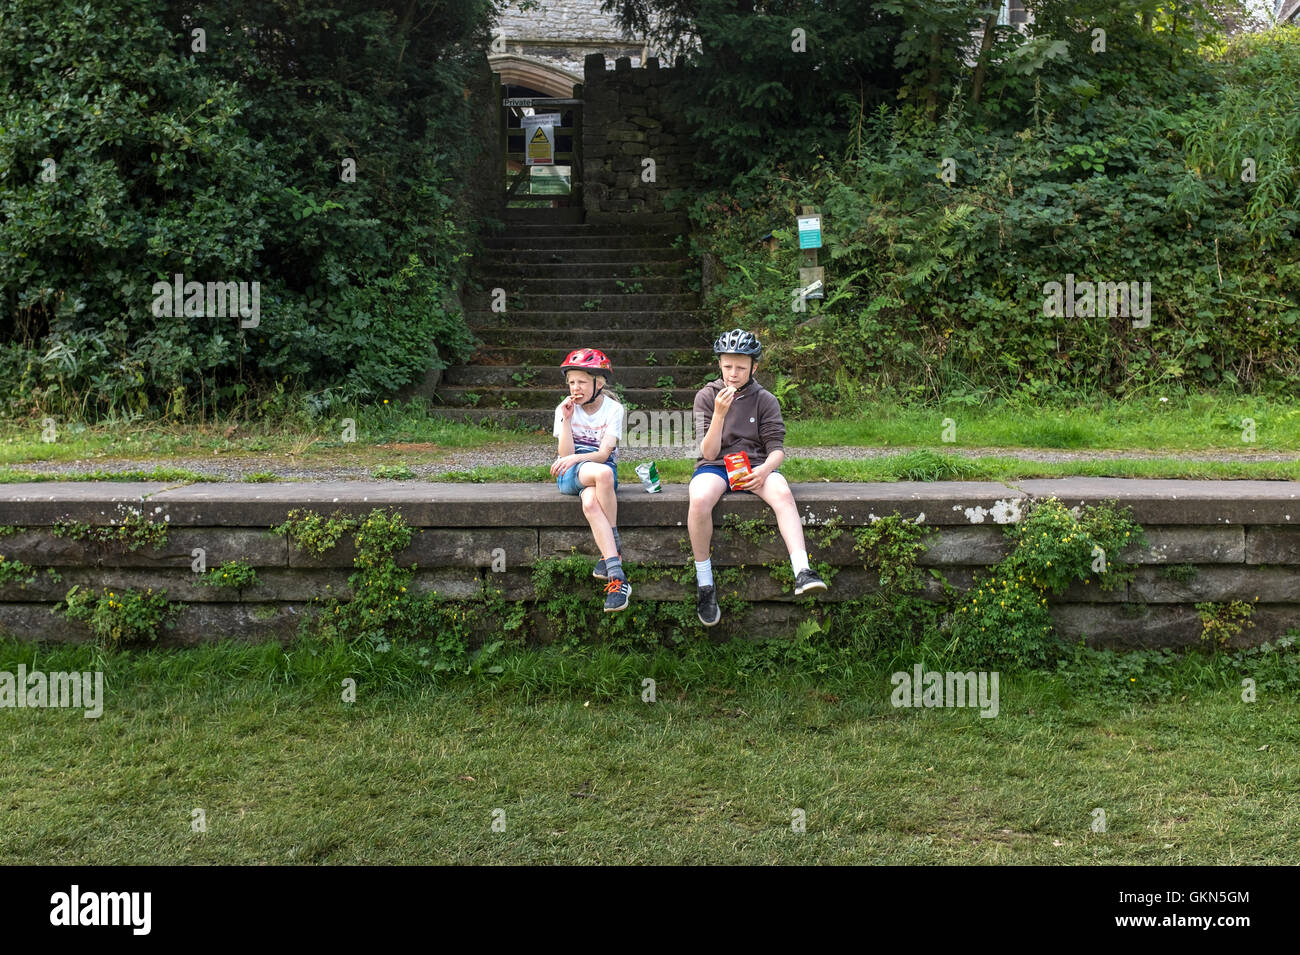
528, 127, 551, 163
522, 113, 558, 165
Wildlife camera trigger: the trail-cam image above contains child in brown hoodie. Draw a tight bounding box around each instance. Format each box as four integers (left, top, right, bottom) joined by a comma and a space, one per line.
688, 328, 827, 626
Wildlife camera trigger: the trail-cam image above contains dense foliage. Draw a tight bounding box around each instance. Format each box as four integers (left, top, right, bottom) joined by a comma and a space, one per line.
0, 0, 495, 419
676, 12, 1300, 405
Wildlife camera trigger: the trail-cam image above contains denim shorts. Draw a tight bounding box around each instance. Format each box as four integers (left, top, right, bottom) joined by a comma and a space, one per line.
692, 463, 754, 495
556, 460, 619, 495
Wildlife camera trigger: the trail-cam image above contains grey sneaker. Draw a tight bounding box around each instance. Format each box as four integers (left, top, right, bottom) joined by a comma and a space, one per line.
603, 577, 631, 613
696, 585, 721, 626
593, 555, 623, 580
794, 569, 828, 596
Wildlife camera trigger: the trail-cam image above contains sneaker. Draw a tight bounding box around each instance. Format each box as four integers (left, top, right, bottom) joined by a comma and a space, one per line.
593, 555, 623, 580
604, 577, 631, 613
696, 585, 721, 627
794, 569, 828, 596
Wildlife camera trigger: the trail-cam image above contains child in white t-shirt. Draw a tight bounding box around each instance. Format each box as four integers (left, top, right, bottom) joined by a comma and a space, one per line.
550, 348, 629, 613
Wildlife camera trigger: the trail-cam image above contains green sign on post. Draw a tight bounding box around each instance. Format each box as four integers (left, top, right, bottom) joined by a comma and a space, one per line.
797, 214, 822, 249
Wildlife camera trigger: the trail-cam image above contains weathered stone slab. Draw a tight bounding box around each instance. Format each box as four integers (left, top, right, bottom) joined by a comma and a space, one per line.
1130, 566, 1300, 603
1017, 478, 1300, 525
1118, 525, 1244, 564
915, 527, 1013, 565
1245, 526, 1300, 564
0, 484, 175, 526
1050, 603, 1203, 647
0, 602, 92, 641
0, 600, 316, 644
288, 528, 537, 570
162, 603, 315, 645
0, 528, 286, 568
0, 567, 347, 604
131, 482, 1031, 528
1052, 601, 1299, 646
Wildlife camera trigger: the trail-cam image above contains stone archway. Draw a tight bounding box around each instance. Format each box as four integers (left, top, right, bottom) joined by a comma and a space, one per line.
489, 54, 581, 97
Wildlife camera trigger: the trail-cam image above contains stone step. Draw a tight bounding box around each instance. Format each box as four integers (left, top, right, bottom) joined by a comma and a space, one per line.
471, 346, 713, 366
468, 310, 710, 330
477, 249, 689, 265
476, 262, 691, 280
445, 365, 716, 387
472, 327, 708, 347
470, 276, 691, 294
468, 277, 692, 295
463, 292, 698, 310
501, 207, 585, 225
435, 386, 698, 409
482, 235, 685, 250
490, 223, 677, 236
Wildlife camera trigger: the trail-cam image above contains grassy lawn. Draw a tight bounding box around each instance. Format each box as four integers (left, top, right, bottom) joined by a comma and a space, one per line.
3, 638, 1297, 864
436, 452, 1300, 485
790, 394, 1300, 451
0, 394, 1296, 475
0, 404, 536, 467
3, 451, 1299, 484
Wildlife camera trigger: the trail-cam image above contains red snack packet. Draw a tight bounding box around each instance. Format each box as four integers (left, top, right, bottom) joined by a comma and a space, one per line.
724, 451, 752, 490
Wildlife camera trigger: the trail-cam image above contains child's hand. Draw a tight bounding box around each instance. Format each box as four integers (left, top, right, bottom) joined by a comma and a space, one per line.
735, 464, 768, 491
714, 386, 737, 415
550, 454, 582, 477
560, 396, 575, 420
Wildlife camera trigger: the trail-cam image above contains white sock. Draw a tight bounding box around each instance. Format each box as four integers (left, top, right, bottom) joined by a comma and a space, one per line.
694, 559, 714, 588
791, 550, 810, 576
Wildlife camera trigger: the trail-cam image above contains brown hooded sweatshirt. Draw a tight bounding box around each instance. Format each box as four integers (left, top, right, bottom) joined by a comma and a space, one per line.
693, 377, 785, 470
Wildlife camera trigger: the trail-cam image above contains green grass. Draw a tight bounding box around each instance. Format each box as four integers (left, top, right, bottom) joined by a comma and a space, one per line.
0, 399, 535, 467
3, 393, 1297, 479
2, 636, 1297, 864
786, 394, 1300, 452
437, 451, 1300, 485
1, 453, 1297, 486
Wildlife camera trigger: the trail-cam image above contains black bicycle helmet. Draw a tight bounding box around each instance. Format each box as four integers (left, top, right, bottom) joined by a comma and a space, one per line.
713, 328, 762, 361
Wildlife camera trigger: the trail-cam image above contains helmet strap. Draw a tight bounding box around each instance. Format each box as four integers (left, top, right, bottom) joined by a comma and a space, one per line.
582, 383, 604, 408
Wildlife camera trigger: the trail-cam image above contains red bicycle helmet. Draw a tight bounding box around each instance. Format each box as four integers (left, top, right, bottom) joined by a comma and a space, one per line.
560, 348, 612, 380
560, 347, 612, 407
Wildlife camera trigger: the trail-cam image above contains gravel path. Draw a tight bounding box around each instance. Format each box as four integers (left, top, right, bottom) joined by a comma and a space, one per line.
8, 441, 1298, 481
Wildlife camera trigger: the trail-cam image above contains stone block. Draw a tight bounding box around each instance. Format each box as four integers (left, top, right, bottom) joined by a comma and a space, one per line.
1246, 526, 1300, 563
287, 527, 537, 570
1017, 478, 1300, 525
1130, 565, 1300, 603
1119, 525, 1243, 564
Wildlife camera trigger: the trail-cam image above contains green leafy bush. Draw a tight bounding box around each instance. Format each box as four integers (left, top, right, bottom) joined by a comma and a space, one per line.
0, 0, 491, 419
952, 498, 1143, 668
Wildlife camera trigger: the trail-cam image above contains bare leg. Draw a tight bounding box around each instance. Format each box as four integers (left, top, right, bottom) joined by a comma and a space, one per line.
580, 462, 618, 548
580, 480, 618, 559
687, 472, 728, 562
749, 472, 807, 556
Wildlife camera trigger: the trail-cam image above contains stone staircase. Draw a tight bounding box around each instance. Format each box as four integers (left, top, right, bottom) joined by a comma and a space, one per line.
434, 210, 716, 430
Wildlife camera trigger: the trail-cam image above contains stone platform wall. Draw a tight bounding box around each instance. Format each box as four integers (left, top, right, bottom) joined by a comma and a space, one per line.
1, 479, 1297, 646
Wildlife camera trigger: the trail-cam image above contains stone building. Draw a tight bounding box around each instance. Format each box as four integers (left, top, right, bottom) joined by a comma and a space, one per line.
490, 0, 662, 97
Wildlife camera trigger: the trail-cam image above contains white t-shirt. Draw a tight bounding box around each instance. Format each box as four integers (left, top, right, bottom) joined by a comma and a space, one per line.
554, 395, 624, 464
